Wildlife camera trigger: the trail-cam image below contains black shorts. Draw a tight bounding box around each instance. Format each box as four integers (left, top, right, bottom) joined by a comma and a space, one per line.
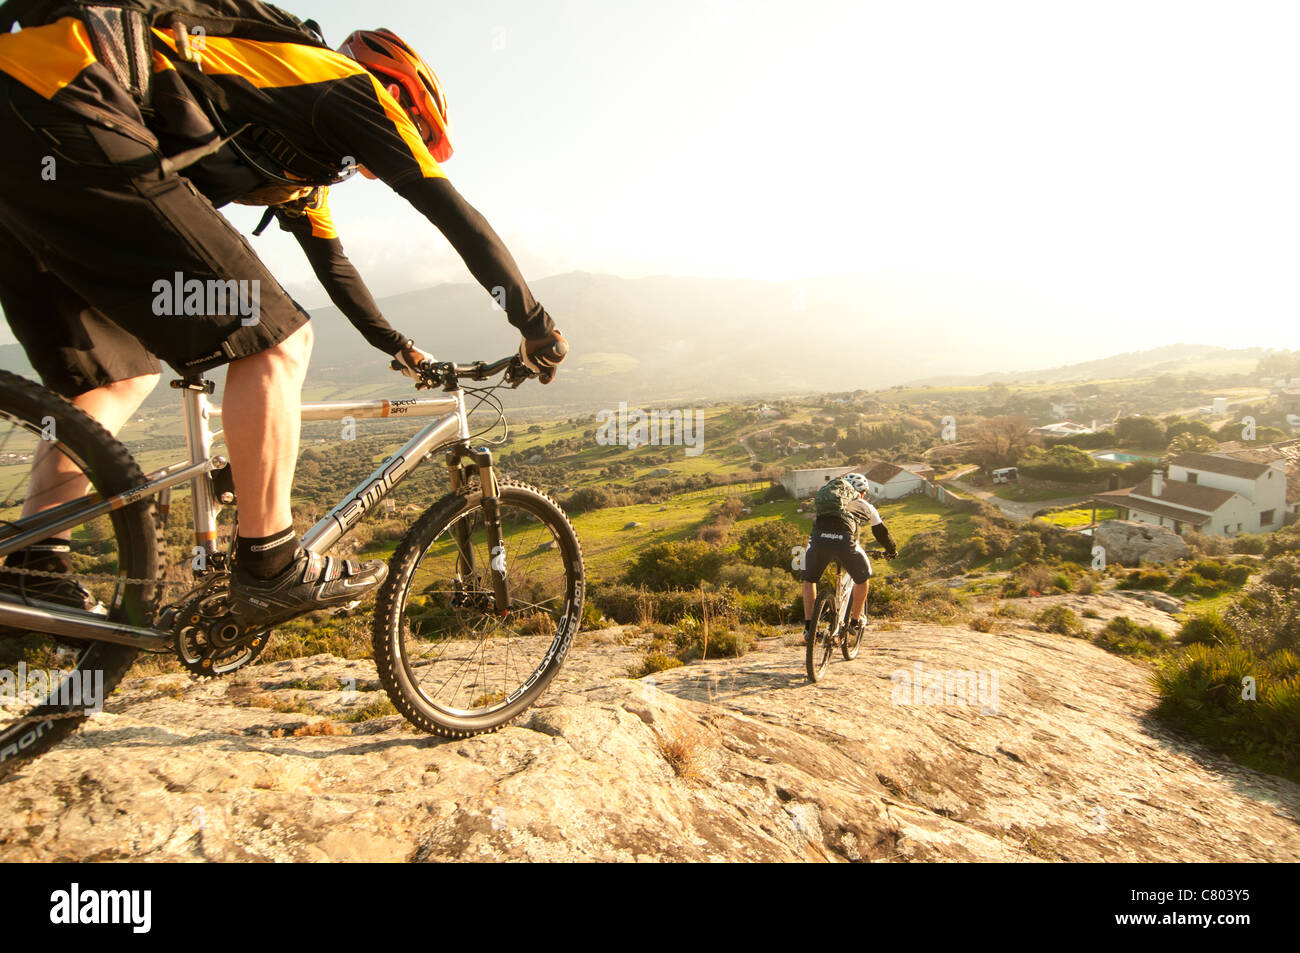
0, 76, 309, 399
802, 522, 874, 585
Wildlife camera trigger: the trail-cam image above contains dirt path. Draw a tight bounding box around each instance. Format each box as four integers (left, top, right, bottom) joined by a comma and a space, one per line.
947, 477, 1089, 522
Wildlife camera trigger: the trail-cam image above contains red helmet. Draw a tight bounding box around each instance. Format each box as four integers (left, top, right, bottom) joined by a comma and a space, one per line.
338, 28, 452, 162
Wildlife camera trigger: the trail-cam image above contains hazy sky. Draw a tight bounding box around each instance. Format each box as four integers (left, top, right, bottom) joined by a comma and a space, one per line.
5, 1, 1300, 355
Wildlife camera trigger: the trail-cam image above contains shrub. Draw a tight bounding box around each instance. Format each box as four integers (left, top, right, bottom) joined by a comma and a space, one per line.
590, 584, 739, 625
971, 615, 998, 633
1116, 570, 1171, 591
735, 521, 807, 572
1263, 523, 1300, 557
1232, 534, 1266, 554
762, 483, 790, 502
1152, 645, 1300, 780
565, 486, 630, 514
1261, 554, 1300, 591
1002, 563, 1055, 597
1095, 616, 1168, 657
1224, 587, 1300, 656
1177, 610, 1237, 646
673, 614, 754, 661
626, 541, 724, 590
869, 581, 967, 624
1036, 605, 1084, 636
1184, 530, 1231, 557
1168, 572, 1224, 598
1190, 560, 1223, 581
633, 651, 685, 677
1012, 532, 1044, 564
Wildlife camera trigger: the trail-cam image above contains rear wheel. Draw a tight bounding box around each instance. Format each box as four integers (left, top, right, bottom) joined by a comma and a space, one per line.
0, 371, 159, 774
806, 592, 837, 683
373, 479, 584, 737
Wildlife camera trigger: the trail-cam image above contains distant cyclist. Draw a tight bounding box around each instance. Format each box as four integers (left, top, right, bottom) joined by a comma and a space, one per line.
801, 473, 898, 645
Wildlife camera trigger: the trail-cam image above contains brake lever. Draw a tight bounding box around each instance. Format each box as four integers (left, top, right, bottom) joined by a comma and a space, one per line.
505, 358, 535, 388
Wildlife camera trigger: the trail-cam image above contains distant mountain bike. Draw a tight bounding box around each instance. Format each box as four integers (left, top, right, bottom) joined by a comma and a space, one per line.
806, 550, 887, 683
0, 355, 584, 772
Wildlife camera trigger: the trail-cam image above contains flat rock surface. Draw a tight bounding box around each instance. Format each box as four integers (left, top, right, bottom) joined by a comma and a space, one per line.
1, 620, 1296, 862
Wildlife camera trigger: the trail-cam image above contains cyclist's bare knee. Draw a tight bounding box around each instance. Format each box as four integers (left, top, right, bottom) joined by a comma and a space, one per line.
231, 322, 313, 381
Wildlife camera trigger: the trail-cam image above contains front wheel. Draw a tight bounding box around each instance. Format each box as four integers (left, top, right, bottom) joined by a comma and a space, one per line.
842, 578, 864, 661
372, 480, 584, 737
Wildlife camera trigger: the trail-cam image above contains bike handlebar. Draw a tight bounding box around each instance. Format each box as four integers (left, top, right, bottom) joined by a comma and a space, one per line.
390, 354, 535, 389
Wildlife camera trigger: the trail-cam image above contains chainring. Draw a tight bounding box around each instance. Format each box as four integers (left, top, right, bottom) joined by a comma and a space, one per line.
171, 574, 271, 678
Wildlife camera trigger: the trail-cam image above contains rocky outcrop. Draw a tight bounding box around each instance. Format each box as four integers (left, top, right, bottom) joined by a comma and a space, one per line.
0, 619, 1296, 862
1093, 520, 1192, 566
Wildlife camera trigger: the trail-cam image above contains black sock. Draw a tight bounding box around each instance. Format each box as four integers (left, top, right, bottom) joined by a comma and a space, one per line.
236, 527, 298, 580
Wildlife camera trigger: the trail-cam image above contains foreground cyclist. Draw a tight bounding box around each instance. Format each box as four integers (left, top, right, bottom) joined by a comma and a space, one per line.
801, 473, 898, 645
0, 5, 566, 626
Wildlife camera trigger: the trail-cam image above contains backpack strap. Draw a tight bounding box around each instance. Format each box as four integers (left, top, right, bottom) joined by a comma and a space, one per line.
251, 205, 276, 236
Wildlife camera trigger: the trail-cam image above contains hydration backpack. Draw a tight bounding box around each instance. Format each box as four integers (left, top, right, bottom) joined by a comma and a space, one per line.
0, 0, 352, 186
814, 476, 859, 519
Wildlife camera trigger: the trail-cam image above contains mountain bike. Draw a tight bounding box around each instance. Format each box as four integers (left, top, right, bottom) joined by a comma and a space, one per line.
806, 550, 887, 683
0, 355, 584, 772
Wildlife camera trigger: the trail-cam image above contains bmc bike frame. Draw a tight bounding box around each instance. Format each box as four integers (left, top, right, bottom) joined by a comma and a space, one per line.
0, 378, 489, 650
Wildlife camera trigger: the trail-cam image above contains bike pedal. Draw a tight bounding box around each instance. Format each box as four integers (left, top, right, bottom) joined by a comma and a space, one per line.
332, 599, 363, 617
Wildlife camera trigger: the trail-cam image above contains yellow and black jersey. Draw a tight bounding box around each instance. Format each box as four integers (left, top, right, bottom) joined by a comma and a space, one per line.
0, 16, 553, 344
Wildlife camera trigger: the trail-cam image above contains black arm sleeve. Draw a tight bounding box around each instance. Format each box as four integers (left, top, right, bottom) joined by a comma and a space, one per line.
277, 211, 407, 355
396, 177, 554, 339
872, 523, 898, 554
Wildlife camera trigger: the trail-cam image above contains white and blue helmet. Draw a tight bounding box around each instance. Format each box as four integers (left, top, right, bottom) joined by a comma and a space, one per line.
845, 473, 870, 496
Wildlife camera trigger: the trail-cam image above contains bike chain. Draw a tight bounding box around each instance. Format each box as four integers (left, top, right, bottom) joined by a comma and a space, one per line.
1, 564, 221, 730
0, 562, 170, 588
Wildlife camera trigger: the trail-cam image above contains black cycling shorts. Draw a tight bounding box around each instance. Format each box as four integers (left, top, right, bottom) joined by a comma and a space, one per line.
0, 75, 309, 399
802, 524, 874, 585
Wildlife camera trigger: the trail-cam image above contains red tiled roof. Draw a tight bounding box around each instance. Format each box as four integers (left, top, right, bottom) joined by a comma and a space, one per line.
864, 462, 908, 484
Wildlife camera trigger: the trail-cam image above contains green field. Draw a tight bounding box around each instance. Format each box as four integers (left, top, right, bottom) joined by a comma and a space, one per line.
1042, 506, 1118, 529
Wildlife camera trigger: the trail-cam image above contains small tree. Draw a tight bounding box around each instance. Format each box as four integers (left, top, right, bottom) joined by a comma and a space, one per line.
971, 415, 1035, 470
1116, 416, 1167, 450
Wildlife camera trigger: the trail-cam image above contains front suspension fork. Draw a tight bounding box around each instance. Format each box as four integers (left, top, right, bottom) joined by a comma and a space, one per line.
446, 446, 511, 616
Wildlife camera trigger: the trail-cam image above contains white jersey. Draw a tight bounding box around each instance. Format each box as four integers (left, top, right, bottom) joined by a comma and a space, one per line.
845, 498, 884, 529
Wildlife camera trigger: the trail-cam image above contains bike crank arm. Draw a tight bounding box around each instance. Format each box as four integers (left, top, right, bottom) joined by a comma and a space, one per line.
0, 595, 171, 651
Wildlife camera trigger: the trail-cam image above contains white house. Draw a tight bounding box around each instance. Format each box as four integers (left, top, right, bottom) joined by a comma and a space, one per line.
781, 466, 855, 500
1095, 452, 1287, 537
863, 462, 927, 501
1033, 421, 1095, 439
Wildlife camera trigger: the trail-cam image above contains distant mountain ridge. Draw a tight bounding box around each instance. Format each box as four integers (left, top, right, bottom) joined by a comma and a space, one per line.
900, 343, 1267, 388
0, 274, 1275, 407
